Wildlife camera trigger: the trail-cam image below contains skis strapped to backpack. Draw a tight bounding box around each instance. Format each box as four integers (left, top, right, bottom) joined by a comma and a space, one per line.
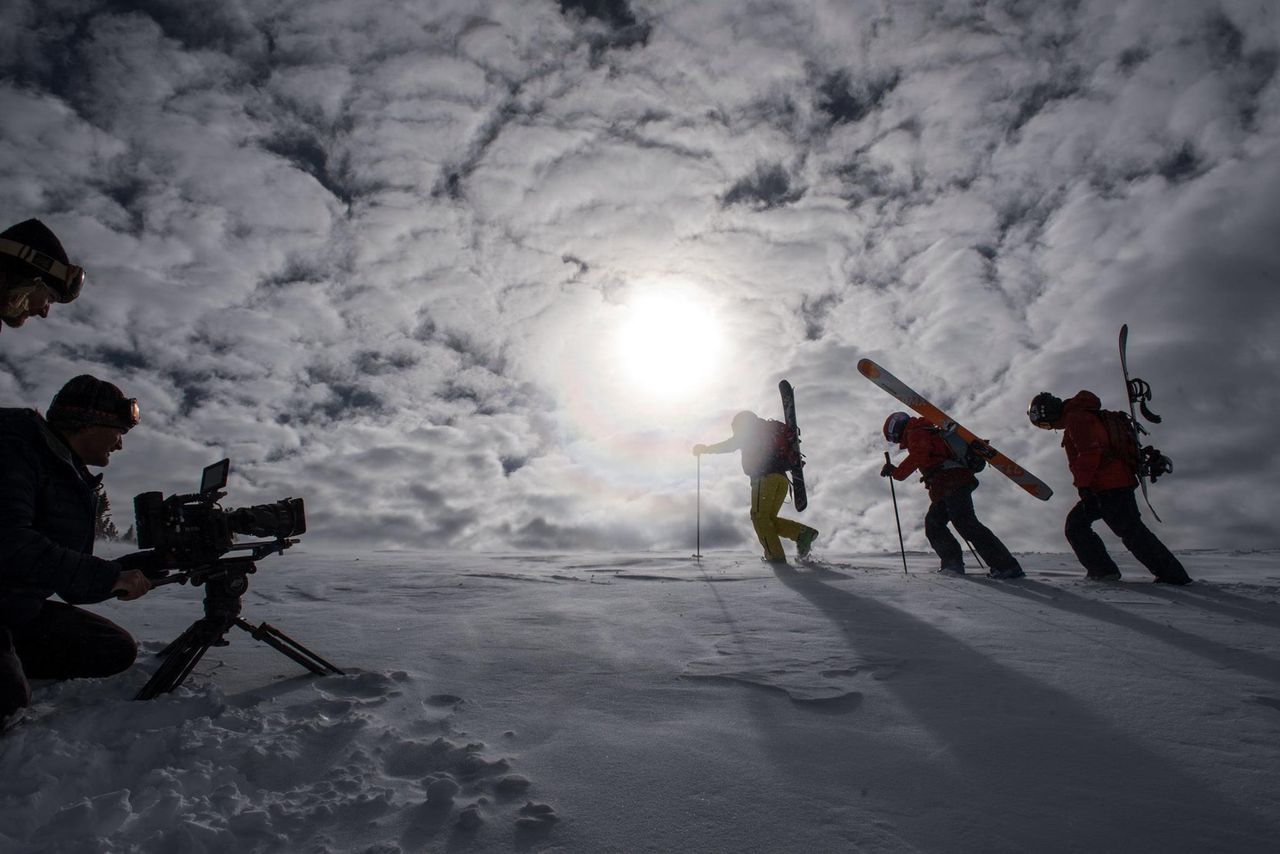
858, 358, 1053, 500
778, 380, 807, 511
1119, 324, 1173, 521
928, 425, 988, 473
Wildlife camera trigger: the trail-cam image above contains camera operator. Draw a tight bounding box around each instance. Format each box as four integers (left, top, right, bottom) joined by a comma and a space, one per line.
0, 375, 155, 725
0, 219, 85, 334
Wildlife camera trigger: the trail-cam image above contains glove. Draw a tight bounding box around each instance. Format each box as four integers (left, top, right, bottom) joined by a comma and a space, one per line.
880, 462, 896, 478
692, 444, 707, 456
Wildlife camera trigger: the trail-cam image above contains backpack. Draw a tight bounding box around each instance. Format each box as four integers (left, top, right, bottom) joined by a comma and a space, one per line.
1097, 409, 1141, 475
766, 419, 802, 470
937, 426, 987, 474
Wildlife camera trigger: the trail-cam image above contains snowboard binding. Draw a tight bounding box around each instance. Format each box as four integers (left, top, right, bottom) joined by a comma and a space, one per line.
1140, 445, 1173, 483
1127, 377, 1162, 424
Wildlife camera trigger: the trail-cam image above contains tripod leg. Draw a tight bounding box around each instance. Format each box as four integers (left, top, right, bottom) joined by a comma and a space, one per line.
234, 617, 344, 676
153, 621, 201, 661
135, 631, 216, 700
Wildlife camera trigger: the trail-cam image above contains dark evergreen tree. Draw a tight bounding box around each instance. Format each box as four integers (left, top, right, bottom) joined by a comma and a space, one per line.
95, 485, 121, 541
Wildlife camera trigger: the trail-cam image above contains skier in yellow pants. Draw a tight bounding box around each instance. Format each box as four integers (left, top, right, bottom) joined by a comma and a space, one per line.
694, 411, 818, 564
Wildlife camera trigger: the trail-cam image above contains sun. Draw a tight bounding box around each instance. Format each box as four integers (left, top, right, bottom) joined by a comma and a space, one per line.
615, 288, 723, 398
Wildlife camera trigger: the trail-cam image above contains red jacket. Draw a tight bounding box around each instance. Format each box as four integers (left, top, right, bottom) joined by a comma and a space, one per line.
888, 417, 976, 500
1060, 391, 1137, 491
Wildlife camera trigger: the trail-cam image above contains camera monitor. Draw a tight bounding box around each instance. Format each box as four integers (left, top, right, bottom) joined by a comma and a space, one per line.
200, 459, 230, 494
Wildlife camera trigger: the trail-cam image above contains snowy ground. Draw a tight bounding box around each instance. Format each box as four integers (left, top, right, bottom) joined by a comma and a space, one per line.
3, 546, 1280, 854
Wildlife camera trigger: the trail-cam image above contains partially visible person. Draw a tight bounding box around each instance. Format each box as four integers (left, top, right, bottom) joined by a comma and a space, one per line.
0, 219, 85, 333
1028, 391, 1191, 584
880, 411, 1024, 579
694, 410, 818, 564
1, 375, 154, 726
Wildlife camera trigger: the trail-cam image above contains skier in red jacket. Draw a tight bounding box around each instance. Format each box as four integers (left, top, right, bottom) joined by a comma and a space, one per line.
1028, 391, 1191, 584
880, 412, 1024, 578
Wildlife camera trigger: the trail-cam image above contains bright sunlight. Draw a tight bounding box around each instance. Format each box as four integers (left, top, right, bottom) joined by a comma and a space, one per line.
615, 288, 723, 398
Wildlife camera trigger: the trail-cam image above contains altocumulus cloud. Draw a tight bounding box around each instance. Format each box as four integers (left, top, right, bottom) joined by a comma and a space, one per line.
1, 0, 1278, 554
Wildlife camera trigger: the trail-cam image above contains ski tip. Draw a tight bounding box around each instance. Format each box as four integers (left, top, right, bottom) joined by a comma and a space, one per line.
779, 378, 792, 392
857, 358, 879, 378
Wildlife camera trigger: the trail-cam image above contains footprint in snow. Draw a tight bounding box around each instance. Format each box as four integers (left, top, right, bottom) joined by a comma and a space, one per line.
316, 670, 409, 700
516, 801, 558, 830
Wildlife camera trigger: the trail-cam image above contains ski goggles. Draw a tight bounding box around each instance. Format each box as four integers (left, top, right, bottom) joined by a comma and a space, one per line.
0, 238, 85, 303
1028, 410, 1055, 429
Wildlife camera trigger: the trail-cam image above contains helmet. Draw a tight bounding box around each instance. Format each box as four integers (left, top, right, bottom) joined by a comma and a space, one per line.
730, 411, 758, 434
1027, 392, 1064, 428
883, 411, 910, 443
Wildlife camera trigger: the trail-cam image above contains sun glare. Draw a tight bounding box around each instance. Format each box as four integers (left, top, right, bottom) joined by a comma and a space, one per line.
616, 289, 723, 398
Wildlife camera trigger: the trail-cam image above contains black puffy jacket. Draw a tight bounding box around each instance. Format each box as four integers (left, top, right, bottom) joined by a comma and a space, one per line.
0, 408, 121, 626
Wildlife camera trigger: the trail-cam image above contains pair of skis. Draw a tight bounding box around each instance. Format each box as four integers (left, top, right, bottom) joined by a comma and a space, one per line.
857, 359, 1054, 501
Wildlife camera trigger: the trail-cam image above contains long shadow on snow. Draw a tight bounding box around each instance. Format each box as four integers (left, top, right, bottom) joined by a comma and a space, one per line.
766, 565, 1278, 852
1130, 581, 1280, 630
988, 580, 1280, 686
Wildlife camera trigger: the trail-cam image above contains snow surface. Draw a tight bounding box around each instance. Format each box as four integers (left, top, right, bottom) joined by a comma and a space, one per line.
3, 547, 1280, 853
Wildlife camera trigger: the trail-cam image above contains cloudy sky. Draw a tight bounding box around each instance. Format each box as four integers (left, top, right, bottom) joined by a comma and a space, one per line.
2, 0, 1277, 555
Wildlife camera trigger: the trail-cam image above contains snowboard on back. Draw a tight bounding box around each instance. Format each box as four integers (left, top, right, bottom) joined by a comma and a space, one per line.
778, 380, 807, 512
857, 358, 1053, 501
1119, 324, 1171, 522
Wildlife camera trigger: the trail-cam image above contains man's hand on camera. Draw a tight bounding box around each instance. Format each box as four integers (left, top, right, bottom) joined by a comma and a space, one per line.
116, 549, 172, 579
113, 569, 151, 601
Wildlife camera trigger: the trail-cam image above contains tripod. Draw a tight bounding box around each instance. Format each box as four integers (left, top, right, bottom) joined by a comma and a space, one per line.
135, 556, 343, 701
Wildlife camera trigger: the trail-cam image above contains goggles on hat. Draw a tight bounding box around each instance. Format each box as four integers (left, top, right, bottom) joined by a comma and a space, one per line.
53, 392, 140, 432
0, 238, 85, 303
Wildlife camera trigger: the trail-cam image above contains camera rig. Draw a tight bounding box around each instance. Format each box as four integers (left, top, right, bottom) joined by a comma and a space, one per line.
132, 459, 342, 700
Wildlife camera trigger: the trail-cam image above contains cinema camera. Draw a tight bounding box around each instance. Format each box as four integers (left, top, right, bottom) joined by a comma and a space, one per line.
133, 458, 305, 570
131, 459, 341, 700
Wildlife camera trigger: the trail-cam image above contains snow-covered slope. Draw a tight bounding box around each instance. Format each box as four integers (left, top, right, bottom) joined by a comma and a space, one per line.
3, 549, 1279, 853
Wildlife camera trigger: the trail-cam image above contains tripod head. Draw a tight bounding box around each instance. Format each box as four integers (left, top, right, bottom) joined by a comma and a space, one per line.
145, 537, 300, 590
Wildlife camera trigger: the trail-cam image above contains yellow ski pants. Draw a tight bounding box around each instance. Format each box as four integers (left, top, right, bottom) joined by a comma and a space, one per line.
751, 473, 805, 562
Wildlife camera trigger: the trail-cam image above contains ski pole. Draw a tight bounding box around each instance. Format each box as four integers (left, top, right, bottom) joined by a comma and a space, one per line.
964, 538, 984, 569
695, 454, 702, 561
885, 452, 908, 575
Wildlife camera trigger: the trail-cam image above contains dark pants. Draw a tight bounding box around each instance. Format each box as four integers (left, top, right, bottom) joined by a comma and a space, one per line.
924, 484, 1021, 572
1, 601, 138, 721
1065, 487, 1190, 582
